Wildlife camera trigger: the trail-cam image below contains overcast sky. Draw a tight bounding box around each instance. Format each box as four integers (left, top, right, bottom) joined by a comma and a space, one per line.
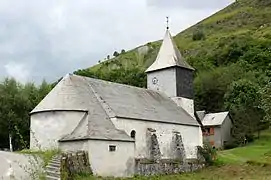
0, 0, 233, 84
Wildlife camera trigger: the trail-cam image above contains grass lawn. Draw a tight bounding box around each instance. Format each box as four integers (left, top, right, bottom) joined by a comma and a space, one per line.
219, 130, 271, 164
76, 129, 271, 180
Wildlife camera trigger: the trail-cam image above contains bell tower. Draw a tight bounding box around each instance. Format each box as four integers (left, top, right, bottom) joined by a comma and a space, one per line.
146, 18, 195, 117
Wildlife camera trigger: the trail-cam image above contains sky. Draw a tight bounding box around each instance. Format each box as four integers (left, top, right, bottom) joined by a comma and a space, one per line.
0, 0, 234, 84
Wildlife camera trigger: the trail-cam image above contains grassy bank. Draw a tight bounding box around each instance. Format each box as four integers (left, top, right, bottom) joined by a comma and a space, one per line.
219, 130, 271, 165
76, 129, 271, 180
19, 149, 61, 179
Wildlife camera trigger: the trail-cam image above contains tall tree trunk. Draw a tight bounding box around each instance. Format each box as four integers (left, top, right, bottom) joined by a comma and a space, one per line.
9, 133, 13, 152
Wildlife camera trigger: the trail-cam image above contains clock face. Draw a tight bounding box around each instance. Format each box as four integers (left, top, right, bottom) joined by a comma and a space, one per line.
152, 77, 158, 85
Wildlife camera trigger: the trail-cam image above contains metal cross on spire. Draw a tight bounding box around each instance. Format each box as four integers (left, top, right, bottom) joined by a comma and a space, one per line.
166, 16, 169, 30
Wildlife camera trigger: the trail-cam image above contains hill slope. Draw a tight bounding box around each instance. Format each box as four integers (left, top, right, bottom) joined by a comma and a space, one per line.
74, 0, 271, 142
85, 0, 271, 73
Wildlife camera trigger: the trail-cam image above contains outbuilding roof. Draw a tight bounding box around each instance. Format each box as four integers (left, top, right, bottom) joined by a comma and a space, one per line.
197, 111, 230, 126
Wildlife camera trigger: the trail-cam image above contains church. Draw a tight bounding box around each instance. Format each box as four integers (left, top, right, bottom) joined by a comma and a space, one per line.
30, 27, 203, 177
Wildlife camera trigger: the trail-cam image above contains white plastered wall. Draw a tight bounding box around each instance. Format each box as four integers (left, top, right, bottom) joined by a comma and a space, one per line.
221, 115, 233, 144
147, 68, 177, 97
88, 140, 135, 177
111, 117, 202, 159
171, 97, 195, 119
30, 111, 85, 150
59, 139, 135, 177
59, 140, 89, 152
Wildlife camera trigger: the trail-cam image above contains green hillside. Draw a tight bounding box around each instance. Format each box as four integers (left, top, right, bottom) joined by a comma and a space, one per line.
75, 0, 271, 143
86, 0, 271, 72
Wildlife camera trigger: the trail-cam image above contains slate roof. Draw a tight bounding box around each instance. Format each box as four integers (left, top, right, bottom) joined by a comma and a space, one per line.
198, 111, 229, 126
196, 111, 206, 121
31, 74, 199, 142
59, 111, 134, 142
84, 76, 198, 126
146, 29, 194, 73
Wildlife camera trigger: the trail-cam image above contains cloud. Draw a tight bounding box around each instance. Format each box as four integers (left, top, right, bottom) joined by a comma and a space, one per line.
4, 62, 30, 83
0, 0, 234, 84
146, 0, 233, 10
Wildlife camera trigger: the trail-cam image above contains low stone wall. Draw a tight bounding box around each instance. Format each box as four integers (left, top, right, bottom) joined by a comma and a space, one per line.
135, 158, 204, 176
61, 151, 92, 179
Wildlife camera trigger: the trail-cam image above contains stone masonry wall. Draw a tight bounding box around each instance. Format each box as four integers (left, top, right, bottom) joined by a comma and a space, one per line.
135, 159, 204, 176
61, 151, 92, 179
135, 129, 205, 176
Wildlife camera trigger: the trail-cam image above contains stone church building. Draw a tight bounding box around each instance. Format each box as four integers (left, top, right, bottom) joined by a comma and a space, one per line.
30, 28, 203, 177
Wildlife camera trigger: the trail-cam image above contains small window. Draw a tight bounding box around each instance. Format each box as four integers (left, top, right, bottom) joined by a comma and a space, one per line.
210, 127, 215, 135
205, 127, 215, 135
130, 130, 136, 139
109, 145, 116, 152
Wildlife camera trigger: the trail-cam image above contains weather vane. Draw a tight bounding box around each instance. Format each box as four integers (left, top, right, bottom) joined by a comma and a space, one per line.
166, 16, 169, 30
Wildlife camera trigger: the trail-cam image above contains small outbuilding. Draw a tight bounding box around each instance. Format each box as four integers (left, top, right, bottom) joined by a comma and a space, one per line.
196, 111, 233, 149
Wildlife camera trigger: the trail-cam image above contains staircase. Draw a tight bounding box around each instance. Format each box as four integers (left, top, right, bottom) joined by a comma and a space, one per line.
45, 155, 61, 180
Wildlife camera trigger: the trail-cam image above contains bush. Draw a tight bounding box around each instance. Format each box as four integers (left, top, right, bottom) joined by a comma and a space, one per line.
113, 51, 120, 57
192, 30, 205, 41
224, 140, 239, 150
246, 134, 256, 143
197, 142, 217, 166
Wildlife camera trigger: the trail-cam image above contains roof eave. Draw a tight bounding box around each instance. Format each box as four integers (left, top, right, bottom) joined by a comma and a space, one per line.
30, 109, 89, 115
58, 137, 135, 143
145, 64, 195, 73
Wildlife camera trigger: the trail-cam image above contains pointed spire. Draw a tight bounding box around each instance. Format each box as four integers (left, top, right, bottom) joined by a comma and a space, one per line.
146, 22, 194, 73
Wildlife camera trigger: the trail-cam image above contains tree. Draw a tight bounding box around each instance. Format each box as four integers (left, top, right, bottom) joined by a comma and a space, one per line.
107, 55, 110, 60
0, 77, 52, 151
38, 80, 52, 100
113, 51, 120, 57
224, 79, 263, 142
259, 81, 271, 128
121, 49, 126, 54
74, 66, 147, 88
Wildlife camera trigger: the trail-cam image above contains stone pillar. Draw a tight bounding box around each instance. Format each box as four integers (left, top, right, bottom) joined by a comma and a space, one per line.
147, 128, 161, 162
173, 132, 186, 162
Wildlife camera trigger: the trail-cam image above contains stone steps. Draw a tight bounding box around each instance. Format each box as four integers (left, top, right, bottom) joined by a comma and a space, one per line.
46, 169, 60, 177
50, 159, 61, 164
46, 165, 60, 172
48, 162, 60, 168
46, 175, 60, 180
46, 156, 61, 180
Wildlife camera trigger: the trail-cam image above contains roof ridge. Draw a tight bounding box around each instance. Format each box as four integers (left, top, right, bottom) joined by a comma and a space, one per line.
82, 76, 117, 119
73, 74, 164, 94
206, 111, 229, 115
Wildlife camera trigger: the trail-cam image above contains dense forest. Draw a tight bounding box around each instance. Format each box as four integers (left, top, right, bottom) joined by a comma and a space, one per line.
0, 78, 52, 150
0, 0, 270, 150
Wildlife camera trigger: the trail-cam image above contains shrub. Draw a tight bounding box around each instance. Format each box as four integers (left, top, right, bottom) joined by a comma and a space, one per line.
246, 134, 256, 143
197, 142, 217, 166
113, 51, 120, 57
224, 140, 239, 150
192, 30, 205, 41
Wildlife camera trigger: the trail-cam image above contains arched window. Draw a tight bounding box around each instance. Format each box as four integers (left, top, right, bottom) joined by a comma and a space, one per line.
130, 130, 136, 139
